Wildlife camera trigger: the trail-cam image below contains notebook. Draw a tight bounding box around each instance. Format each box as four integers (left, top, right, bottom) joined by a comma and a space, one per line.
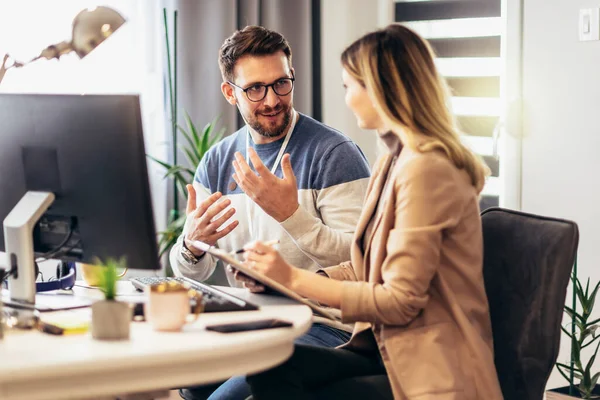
1, 291, 93, 312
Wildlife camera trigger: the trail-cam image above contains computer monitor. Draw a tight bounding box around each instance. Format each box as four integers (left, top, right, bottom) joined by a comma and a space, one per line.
0, 93, 160, 306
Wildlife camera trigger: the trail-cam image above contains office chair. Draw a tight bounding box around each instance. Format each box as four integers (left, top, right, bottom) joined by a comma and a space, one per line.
481, 207, 579, 400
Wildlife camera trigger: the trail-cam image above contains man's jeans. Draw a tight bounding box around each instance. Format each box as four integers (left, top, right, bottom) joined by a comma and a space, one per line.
179, 323, 352, 400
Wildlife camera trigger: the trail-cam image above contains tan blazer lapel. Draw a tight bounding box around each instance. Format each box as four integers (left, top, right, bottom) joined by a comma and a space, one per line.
355, 155, 392, 243
355, 154, 394, 279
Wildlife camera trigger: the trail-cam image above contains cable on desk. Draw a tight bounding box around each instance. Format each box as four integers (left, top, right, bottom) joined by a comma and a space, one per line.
35, 222, 74, 262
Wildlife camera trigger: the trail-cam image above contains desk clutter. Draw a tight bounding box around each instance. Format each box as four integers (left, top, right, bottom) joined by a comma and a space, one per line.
130, 276, 259, 313
38, 309, 91, 335
0, 277, 295, 342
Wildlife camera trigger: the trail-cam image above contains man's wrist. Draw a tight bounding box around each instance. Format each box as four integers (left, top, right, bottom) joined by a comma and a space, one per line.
181, 239, 205, 264
277, 203, 300, 223
184, 238, 205, 257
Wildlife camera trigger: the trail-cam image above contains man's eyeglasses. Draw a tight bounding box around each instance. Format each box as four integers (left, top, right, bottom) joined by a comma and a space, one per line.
228, 76, 295, 102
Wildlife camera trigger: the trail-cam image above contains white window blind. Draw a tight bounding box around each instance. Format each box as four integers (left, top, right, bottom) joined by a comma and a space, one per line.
396, 0, 503, 210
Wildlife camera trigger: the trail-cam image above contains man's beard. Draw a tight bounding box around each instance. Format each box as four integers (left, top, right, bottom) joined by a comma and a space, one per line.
245, 103, 292, 138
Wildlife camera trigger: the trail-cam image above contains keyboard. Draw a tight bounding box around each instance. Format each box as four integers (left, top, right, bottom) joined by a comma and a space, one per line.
130, 276, 259, 313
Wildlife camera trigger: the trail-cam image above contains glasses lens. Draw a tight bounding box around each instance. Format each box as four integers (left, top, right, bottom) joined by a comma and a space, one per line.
246, 85, 267, 102
273, 79, 293, 96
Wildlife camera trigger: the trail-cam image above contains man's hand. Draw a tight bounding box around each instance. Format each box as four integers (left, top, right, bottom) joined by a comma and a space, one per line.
232, 148, 299, 222
183, 185, 239, 256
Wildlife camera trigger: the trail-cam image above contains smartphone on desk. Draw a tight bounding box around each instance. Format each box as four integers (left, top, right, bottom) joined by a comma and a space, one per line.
206, 318, 293, 333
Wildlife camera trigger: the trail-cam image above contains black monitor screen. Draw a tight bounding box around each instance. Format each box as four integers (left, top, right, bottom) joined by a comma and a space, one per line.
0, 94, 160, 270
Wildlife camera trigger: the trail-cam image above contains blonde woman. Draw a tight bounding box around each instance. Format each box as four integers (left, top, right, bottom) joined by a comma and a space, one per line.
241, 24, 503, 400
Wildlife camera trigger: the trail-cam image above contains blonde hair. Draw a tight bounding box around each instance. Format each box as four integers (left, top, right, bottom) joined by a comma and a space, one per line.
341, 24, 489, 192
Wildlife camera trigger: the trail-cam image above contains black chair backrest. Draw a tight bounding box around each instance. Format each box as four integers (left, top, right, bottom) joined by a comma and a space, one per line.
481, 207, 579, 400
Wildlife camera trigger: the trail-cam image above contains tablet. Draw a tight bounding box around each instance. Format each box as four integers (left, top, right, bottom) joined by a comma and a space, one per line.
190, 240, 339, 321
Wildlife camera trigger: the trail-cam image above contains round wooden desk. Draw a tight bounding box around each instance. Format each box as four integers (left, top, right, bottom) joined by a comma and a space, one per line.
0, 282, 312, 400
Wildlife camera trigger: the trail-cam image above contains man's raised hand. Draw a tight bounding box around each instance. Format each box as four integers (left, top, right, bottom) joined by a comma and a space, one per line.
183, 185, 239, 256
231, 148, 299, 222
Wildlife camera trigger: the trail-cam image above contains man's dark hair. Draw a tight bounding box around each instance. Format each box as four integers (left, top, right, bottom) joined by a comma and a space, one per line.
218, 25, 292, 82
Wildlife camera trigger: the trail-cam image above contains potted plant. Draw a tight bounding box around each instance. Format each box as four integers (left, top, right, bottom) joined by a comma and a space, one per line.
91, 258, 132, 340
548, 274, 600, 399
148, 112, 224, 259
151, 8, 225, 266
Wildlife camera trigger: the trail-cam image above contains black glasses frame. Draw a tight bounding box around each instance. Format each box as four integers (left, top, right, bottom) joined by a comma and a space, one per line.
228, 75, 295, 102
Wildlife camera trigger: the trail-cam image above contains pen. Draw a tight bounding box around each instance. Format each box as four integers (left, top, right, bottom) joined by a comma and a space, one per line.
233, 239, 280, 254
37, 321, 64, 336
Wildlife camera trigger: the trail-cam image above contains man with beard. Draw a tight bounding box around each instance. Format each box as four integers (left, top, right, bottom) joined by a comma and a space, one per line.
172, 26, 371, 400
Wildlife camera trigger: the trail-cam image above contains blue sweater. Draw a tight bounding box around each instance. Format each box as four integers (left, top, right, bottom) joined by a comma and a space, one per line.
171, 113, 371, 287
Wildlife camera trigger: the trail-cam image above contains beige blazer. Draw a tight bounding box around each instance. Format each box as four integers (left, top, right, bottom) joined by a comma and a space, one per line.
322, 143, 503, 400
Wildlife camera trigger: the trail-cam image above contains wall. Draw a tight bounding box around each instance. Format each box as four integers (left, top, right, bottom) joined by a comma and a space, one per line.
521, 0, 600, 389
321, 0, 392, 165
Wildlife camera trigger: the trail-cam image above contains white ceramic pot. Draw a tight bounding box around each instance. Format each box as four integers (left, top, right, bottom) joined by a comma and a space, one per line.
91, 300, 132, 340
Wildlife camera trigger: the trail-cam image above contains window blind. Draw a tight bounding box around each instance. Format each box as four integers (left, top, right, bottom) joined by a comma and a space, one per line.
395, 0, 502, 210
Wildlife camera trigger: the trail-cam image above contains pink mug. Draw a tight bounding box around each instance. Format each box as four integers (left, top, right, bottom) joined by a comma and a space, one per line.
144, 281, 203, 331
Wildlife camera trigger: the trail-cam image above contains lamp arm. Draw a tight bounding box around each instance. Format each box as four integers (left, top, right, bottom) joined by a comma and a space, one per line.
0, 54, 9, 85
38, 41, 73, 61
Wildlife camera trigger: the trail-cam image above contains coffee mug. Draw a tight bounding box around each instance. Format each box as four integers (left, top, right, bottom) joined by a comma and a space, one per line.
145, 281, 203, 331
80, 263, 127, 287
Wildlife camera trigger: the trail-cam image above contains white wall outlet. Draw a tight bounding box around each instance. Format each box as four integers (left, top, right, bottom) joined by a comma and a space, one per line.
579, 8, 600, 41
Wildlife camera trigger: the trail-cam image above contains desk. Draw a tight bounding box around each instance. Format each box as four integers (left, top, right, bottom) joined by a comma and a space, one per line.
0, 282, 312, 400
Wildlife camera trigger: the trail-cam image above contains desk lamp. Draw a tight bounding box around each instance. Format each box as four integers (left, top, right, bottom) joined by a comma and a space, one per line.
0, 6, 126, 85
1, 6, 125, 328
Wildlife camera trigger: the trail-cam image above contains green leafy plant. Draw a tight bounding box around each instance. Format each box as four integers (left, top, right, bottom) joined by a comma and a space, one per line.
556, 274, 600, 399
154, 8, 225, 262
95, 257, 127, 301
148, 112, 225, 257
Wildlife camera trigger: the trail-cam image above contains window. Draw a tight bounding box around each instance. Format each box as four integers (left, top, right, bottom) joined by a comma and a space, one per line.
395, 0, 505, 210
0, 0, 169, 264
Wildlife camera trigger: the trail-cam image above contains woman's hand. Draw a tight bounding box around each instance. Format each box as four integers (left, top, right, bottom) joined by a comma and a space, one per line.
228, 265, 266, 293
243, 241, 297, 289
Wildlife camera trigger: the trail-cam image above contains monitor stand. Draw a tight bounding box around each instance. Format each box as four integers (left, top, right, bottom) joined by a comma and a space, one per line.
3, 191, 55, 328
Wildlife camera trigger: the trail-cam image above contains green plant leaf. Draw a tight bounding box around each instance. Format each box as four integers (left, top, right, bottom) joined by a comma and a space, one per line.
177, 123, 197, 155
147, 154, 174, 171
576, 277, 589, 314
557, 363, 573, 383
574, 340, 585, 372
152, 109, 225, 261
182, 147, 199, 171
586, 278, 591, 299
176, 179, 188, 201
591, 371, 600, 390
92, 257, 127, 301
589, 281, 600, 315
164, 168, 190, 191
584, 340, 600, 380
163, 164, 188, 178
558, 362, 584, 383
183, 111, 201, 149
200, 122, 211, 154
582, 334, 600, 350
208, 126, 226, 148
566, 306, 585, 323
178, 126, 203, 166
